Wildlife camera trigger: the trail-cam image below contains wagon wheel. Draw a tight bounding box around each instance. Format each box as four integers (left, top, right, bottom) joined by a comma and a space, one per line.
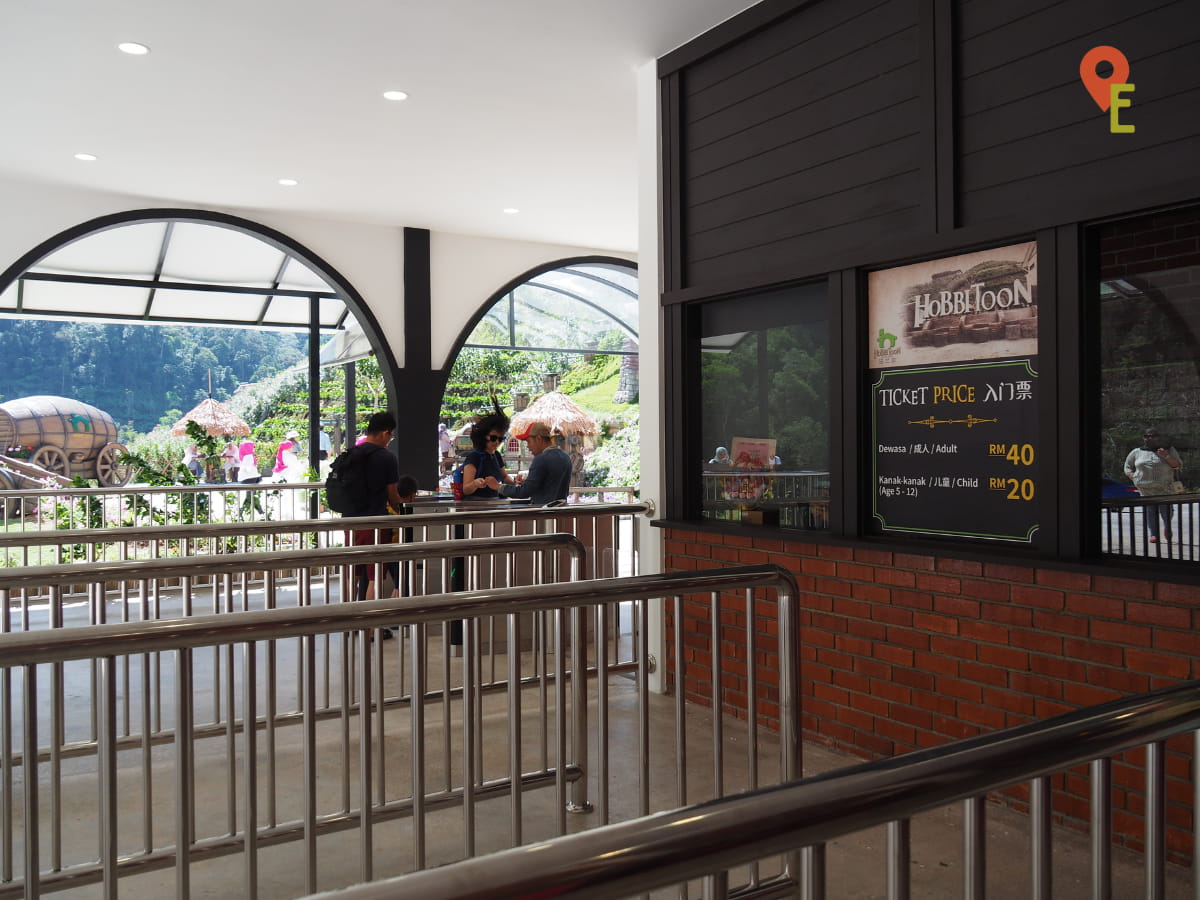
95, 442, 132, 486
30, 445, 69, 478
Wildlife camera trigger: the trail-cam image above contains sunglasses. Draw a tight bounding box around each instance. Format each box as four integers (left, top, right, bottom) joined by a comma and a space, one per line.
487, 434, 504, 442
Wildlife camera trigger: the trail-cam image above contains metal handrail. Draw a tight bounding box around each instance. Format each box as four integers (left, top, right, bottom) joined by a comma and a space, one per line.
308, 680, 1200, 900
0, 532, 584, 592
0, 564, 795, 665
0, 501, 653, 549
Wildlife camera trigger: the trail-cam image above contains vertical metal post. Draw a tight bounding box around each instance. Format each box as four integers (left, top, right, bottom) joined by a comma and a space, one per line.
701, 870, 729, 900
98, 656, 118, 900
243, 641, 259, 900
568, 597, 591, 813
265, 633, 278, 828
1031, 775, 1052, 900
23, 664, 39, 900
777, 584, 801, 782
596, 602, 610, 825
509, 612, 524, 845
886, 819, 910, 900
674, 596, 687, 808
638, 596, 650, 818
411, 622, 427, 869
1091, 757, 1112, 900
963, 796, 986, 900
554, 609, 568, 835
1145, 740, 1165, 900
175, 649, 193, 900
462, 616, 476, 858
778, 583, 802, 884
801, 844, 825, 900
711, 590, 723, 798
2, 593, 12, 883
302, 634, 317, 894
1194, 730, 1199, 900
49, 603, 63, 873
358, 631, 373, 884
374, 619, 386, 805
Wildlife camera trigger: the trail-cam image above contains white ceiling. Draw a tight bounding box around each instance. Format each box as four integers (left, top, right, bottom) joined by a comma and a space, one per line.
0, 0, 759, 254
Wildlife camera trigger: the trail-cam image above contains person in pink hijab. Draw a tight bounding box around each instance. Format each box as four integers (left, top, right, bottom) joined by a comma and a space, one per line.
236, 439, 261, 484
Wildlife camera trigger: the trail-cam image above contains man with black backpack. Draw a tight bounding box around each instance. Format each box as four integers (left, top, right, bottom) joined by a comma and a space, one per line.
339, 412, 406, 607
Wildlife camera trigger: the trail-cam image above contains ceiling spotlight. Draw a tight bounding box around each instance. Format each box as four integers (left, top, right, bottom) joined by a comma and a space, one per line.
117, 42, 150, 55
382, 90, 409, 101
74, 153, 98, 162
278, 178, 299, 187
503, 208, 519, 215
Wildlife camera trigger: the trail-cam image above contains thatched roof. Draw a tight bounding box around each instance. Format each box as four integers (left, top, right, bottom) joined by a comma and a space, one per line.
509, 391, 599, 438
170, 398, 252, 437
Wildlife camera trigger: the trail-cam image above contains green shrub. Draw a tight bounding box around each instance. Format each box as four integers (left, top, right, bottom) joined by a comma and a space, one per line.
583, 413, 640, 491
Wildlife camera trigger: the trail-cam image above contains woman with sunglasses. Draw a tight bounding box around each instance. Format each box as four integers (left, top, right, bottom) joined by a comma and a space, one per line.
461, 409, 515, 499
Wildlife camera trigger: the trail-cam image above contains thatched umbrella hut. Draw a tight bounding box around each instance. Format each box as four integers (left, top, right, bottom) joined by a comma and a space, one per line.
509, 391, 599, 486
509, 391, 599, 440
170, 398, 251, 437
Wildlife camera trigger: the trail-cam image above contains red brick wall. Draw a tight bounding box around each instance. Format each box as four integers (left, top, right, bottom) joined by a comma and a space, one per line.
664, 527, 1200, 861
1099, 205, 1200, 280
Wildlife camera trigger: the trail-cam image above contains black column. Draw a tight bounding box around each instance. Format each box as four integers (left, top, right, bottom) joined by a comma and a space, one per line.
392, 228, 443, 490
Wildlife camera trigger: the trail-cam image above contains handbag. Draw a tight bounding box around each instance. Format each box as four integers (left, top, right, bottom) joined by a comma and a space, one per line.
1170, 466, 1186, 493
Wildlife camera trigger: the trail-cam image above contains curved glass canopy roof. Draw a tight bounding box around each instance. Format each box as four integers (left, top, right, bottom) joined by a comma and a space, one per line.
1, 222, 639, 366
465, 262, 638, 355
1, 220, 351, 331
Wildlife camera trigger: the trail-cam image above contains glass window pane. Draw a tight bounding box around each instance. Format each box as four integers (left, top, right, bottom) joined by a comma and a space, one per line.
464, 263, 639, 354
698, 282, 830, 530
1097, 204, 1200, 559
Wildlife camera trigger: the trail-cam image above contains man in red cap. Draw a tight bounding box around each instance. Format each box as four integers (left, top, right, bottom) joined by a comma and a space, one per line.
494, 422, 572, 505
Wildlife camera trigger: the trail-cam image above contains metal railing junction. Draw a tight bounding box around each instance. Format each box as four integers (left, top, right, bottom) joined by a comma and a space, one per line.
316, 680, 1200, 900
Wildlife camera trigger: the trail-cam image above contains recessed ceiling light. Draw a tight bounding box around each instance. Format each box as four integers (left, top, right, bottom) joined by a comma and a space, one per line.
278, 178, 298, 187
117, 42, 150, 55
74, 153, 98, 162
382, 90, 409, 102
503, 208, 519, 215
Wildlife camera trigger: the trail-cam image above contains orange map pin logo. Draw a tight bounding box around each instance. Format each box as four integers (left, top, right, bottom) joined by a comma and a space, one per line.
1080, 46, 1135, 133
1080, 46, 1130, 111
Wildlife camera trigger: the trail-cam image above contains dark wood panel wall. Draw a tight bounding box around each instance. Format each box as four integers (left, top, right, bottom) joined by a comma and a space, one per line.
680, 0, 924, 286
660, 0, 1200, 299
957, 0, 1200, 228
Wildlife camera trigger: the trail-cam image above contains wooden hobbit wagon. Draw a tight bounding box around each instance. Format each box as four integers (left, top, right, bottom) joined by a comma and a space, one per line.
0, 395, 132, 486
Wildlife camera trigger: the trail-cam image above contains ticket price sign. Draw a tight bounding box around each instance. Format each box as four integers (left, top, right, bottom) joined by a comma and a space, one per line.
871, 358, 1039, 542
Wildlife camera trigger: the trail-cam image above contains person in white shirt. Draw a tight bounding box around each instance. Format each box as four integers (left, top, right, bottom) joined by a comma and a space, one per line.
1123, 427, 1183, 543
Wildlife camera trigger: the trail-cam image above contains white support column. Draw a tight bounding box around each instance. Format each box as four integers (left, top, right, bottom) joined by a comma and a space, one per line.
636, 59, 667, 694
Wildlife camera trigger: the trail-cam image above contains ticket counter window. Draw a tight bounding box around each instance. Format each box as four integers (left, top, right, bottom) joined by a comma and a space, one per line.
698, 282, 830, 529
1096, 204, 1200, 560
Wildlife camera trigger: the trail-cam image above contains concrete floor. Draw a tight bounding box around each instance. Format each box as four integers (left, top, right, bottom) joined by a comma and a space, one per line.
6, 599, 1192, 900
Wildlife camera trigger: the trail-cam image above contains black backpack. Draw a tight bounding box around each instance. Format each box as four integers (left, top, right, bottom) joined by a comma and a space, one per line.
325, 443, 380, 515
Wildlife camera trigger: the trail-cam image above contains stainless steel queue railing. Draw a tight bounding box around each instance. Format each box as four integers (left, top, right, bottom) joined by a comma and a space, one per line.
0, 533, 590, 900
308, 680, 1200, 900
0, 482, 641, 534
0, 500, 647, 583
0, 503, 648, 710
0, 563, 801, 900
